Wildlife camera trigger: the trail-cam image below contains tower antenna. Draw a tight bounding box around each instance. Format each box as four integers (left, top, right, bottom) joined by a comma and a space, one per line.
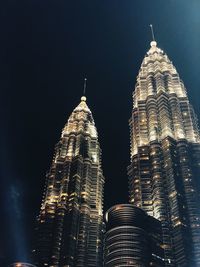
83, 78, 87, 96
150, 24, 155, 41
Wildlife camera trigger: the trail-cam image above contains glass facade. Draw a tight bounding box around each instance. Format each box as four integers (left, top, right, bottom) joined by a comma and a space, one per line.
104, 204, 165, 267
128, 41, 200, 267
33, 96, 105, 267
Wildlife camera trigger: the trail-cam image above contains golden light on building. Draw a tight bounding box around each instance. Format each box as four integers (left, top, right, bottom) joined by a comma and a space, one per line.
128, 38, 200, 267
33, 95, 105, 267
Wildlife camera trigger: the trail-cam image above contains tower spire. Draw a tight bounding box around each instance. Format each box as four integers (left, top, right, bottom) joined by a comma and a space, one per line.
83, 78, 87, 96
81, 78, 87, 102
150, 24, 155, 41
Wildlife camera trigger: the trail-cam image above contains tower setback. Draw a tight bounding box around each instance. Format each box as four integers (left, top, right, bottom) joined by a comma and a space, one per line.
34, 96, 104, 267
128, 41, 200, 267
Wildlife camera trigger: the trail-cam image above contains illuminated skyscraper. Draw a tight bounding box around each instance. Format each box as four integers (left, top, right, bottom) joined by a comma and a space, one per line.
128, 40, 200, 267
34, 95, 104, 267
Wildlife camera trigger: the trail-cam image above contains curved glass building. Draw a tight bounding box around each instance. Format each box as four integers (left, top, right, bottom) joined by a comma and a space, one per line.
104, 204, 164, 267
128, 41, 200, 266
34, 96, 105, 267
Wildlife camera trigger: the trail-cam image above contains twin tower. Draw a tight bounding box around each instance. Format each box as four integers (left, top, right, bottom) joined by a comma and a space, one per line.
33, 40, 200, 267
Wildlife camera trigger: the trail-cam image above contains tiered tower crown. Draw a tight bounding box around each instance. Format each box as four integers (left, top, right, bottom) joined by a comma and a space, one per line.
131, 41, 200, 156
62, 96, 97, 138
56, 96, 99, 162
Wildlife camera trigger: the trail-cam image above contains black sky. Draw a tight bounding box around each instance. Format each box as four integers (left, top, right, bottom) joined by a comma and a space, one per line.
1, 0, 200, 265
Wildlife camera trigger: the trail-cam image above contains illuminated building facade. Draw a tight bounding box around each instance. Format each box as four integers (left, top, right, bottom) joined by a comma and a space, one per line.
33, 96, 104, 267
104, 204, 164, 267
128, 40, 200, 267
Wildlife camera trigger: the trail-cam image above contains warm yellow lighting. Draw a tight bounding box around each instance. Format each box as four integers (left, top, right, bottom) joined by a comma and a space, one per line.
81, 96, 86, 102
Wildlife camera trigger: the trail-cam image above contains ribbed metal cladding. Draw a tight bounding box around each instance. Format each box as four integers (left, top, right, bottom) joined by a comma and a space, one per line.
106, 204, 147, 230
104, 205, 150, 267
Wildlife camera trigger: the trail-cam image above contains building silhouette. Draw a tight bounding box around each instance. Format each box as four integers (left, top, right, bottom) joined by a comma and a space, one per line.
104, 204, 165, 267
128, 40, 200, 267
33, 96, 104, 267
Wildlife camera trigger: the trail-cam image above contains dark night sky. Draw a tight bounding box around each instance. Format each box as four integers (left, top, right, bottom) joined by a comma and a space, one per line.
0, 0, 200, 265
